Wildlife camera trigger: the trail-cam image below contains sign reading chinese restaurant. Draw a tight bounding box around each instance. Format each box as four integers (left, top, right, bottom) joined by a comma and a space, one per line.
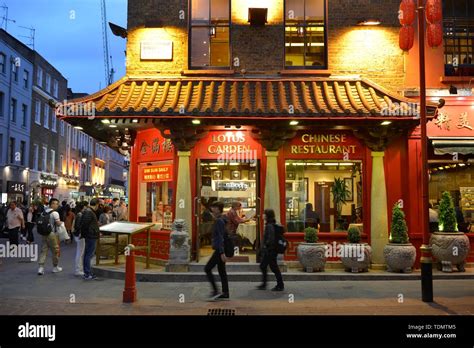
142, 165, 173, 182
283, 131, 364, 160
195, 130, 263, 161
136, 129, 175, 163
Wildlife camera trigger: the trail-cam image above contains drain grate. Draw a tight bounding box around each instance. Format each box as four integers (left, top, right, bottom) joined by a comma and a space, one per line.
208, 308, 236, 316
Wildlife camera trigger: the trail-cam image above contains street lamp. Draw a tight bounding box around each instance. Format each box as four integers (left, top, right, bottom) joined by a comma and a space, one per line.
417, 0, 433, 303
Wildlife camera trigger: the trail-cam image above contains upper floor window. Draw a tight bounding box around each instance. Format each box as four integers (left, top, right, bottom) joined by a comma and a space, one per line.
190, 0, 230, 69
36, 67, 43, 87
443, 0, 474, 76
44, 104, 50, 129
53, 79, 59, 98
12, 62, 18, 82
0, 53, 6, 74
284, 0, 327, 69
45, 74, 51, 93
23, 70, 29, 89
0, 92, 4, 118
10, 98, 17, 123
35, 100, 41, 124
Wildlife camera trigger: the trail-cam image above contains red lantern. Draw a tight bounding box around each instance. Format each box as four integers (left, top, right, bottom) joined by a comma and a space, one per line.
399, 25, 415, 51
399, 0, 416, 26
426, 0, 442, 24
427, 22, 443, 48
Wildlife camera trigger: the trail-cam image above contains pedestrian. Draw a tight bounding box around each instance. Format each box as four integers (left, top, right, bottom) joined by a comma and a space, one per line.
204, 201, 230, 301
111, 198, 120, 221
257, 209, 284, 291
72, 202, 86, 276
57, 200, 67, 222
6, 201, 25, 246
116, 200, 128, 221
99, 206, 113, 226
37, 198, 63, 275
25, 204, 36, 244
95, 198, 105, 220
64, 205, 75, 242
80, 199, 100, 280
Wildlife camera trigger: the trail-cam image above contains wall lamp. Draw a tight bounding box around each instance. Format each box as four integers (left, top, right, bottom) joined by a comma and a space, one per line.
109, 22, 128, 38
357, 19, 382, 26
248, 8, 268, 26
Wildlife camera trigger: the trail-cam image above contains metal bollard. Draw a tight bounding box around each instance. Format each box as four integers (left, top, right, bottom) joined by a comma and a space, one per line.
123, 244, 137, 303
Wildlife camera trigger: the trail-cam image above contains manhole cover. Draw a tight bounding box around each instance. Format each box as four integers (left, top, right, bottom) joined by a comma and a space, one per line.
208, 308, 236, 316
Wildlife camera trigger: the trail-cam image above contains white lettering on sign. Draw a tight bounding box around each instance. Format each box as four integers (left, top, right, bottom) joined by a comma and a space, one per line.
141, 41, 173, 60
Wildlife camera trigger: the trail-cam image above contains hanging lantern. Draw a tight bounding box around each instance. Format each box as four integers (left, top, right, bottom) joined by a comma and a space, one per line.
399, 25, 415, 51
427, 22, 443, 48
426, 0, 442, 24
399, 0, 416, 26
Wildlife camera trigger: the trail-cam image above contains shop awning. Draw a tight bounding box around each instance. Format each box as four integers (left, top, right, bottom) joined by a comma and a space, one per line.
432, 139, 474, 155
60, 75, 438, 145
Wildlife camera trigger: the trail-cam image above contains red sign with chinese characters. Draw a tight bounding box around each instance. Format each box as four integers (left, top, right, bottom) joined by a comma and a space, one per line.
283, 131, 365, 160
135, 129, 175, 163
142, 165, 173, 182
428, 103, 474, 137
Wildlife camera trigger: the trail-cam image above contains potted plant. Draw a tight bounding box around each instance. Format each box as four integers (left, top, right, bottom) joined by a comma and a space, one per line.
383, 203, 416, 273
430, 192, 470, 272
340, 226, 372, 273
296, 227, 327, 272
332, 178, 350, 231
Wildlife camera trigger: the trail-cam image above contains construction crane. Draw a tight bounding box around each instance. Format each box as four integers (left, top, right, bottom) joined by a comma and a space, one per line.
101, 0, 115, 86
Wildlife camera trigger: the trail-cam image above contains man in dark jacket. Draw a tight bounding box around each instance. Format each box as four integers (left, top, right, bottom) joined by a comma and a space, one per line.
81, 199, 100, 280
204, 201, 229, 301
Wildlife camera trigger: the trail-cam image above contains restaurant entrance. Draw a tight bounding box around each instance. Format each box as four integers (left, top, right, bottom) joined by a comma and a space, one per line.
195, 159, 261, 263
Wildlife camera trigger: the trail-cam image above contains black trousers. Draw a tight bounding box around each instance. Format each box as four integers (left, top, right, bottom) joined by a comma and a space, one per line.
260, 250, 284, 287
204, 250, 229, 294
26, 222, 35, 243
8, 227, 20, 246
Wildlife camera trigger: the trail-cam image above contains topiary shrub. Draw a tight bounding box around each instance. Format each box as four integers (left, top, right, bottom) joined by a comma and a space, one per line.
390, 203, 409, 244
438, 191, 458, 232
304, 227, 318, 243
347, 226, 361, 243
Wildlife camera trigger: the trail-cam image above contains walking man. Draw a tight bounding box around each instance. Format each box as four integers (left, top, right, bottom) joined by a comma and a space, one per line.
257, 209, 284, 291
6, 201, 25, 246
38, 198, 63, 275
204, 201, 229, 301
80, 199, 100, 280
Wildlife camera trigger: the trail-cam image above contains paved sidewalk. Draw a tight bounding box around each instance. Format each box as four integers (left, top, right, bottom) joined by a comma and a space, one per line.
0, 238, 473, 315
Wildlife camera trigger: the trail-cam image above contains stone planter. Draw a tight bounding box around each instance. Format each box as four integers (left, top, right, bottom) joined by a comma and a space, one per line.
297, 242, 327, 272
383, 243, 416, 273
430, 232, 471, 272
340, 243, 372, 273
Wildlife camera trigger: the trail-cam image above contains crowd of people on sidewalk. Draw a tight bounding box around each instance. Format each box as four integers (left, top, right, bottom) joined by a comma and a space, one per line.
0, 197, 129, 280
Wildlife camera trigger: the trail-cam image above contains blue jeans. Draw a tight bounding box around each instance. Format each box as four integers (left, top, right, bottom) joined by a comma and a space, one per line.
83, 238, 97, 277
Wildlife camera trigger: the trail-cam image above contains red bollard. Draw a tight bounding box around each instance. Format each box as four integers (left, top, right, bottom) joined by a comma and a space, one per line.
123, 244, 137, 303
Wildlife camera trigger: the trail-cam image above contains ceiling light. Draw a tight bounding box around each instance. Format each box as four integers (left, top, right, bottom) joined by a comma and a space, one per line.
290, 121, 299, 126
192, 119, 201, 125
381, 121, 392, 126
101, 119, 110, 124
74, 126, 83, 130
109, 125, 117, 128
132, 119, 139, 123
357, 19, 381, 26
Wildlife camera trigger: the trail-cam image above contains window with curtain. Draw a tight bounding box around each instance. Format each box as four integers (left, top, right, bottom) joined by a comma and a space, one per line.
190, 0, 230, 68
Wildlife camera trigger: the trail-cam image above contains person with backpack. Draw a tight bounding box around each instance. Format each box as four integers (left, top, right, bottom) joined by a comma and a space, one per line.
37, 198, 63, 275
257, 209, 285, 291
80, 199, 100, 280
72, 202, 86, 276
204, 201, 230, 301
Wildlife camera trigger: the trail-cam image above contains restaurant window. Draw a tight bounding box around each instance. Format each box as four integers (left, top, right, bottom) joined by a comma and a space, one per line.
443, 0, 474, 76
285, 0, 327, 68
285, 160, 363, 232
138, 161, 174, 230
190, 0, 230, 68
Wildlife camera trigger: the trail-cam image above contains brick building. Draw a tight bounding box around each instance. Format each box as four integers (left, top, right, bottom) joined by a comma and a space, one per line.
63, 0, 474, 268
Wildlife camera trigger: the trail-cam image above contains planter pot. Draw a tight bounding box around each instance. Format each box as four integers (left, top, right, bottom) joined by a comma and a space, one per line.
383, 243, 416, 273
340, 243, 372, 273
429, 232, 471, 272
297, 242, 327, 272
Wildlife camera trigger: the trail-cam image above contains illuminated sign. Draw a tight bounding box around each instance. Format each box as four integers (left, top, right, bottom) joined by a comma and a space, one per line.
142, 165, 173, 182
141, 41, 173, 60
7, 181, 26, 194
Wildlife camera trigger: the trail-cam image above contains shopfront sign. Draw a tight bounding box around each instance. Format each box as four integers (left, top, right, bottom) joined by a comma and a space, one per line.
7, 181, 26, 194
283, 131, 364, 160
40, 174, 58, 187
141, 40, 173, 60
136, 129, 174, 163
42, 188, 54, 196
142, 165, 173, 182
195, 130, 262, 162
428, 105, 474, 137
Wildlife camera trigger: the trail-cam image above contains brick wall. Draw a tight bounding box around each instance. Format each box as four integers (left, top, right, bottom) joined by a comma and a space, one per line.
126, 0, 406, 91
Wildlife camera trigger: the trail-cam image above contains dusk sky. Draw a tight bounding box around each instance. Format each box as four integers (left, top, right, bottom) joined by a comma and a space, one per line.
3, 0, 127, 94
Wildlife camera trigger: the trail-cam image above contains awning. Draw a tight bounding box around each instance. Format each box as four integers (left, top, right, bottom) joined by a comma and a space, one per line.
432, 139, 474, 155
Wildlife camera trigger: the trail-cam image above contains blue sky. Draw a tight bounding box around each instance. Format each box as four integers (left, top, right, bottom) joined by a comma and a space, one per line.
3, 0, 127, 94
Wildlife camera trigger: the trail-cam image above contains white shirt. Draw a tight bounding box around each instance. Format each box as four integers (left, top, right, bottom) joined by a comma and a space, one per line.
6, 207, 24, 229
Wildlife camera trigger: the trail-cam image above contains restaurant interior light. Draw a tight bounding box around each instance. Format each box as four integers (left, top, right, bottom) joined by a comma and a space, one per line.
290, 120, 299, 126
357, 19, 382, 26
248, 8, 268, 26
132, 119, 139, 123
192, 119, 201, 125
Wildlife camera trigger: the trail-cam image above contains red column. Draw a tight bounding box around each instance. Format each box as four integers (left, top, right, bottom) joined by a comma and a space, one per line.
123, 246, 137, 303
